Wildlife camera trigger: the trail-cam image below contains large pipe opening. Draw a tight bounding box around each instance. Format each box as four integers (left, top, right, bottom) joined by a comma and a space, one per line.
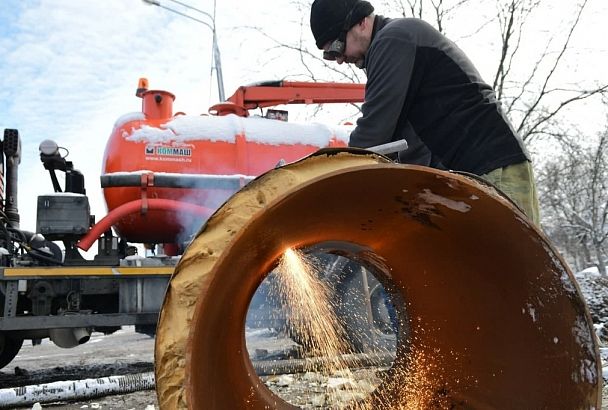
155, 151, 600, 409
244, 246, 401, 407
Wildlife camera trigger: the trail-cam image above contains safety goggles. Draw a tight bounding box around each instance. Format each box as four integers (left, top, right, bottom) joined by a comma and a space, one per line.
323, 37, 346, 61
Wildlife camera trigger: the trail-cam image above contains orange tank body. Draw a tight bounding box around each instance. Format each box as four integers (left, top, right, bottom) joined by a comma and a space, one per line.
102, 88, 350, 244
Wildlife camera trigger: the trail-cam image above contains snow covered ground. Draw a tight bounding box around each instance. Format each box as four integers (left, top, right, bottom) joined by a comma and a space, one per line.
573, 267, 608, 384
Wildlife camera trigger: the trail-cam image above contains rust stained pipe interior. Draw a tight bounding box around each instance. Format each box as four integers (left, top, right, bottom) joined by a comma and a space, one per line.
155, 151, 601, 409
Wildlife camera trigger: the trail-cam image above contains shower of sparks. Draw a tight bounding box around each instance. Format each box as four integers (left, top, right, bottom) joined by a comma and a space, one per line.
273, 248, 379, 408
256, 247, 454, 409
275, 248, 349, 360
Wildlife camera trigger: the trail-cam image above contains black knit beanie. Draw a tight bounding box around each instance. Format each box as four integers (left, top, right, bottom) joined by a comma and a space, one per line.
310, 0, 374, 49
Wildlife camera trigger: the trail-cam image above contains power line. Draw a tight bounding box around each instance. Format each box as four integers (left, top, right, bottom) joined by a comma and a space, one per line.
142, 0, 225, 101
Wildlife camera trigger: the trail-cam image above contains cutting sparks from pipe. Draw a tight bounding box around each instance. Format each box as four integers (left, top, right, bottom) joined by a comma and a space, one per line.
273, 247, 377, 408
257, 247, 454, 409
276, 248, 349, 358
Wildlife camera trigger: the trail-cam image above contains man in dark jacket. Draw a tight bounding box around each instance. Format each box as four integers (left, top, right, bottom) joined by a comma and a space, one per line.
310, 0, 540, 225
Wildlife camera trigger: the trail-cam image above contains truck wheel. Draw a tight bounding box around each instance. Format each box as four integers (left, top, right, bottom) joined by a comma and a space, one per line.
0, 333, 23, 369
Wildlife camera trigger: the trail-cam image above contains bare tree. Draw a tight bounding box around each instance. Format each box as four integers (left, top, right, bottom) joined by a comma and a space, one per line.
492, 0, 608, 143
538, 126, 608, 275
244, 0, 606, 141
492, 0, 539, 100
380, 0, 473, 31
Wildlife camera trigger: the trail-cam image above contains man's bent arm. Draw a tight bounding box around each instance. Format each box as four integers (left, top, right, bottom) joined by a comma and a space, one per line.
349, 35, 416, 148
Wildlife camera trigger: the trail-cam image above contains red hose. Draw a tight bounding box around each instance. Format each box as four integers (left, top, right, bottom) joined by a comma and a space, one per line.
76, 199, 213, 251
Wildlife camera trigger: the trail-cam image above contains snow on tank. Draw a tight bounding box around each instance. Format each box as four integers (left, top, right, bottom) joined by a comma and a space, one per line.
100, 79, 361, 245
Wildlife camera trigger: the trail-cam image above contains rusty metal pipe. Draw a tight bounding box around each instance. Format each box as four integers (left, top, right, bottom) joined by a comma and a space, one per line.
155, 150, 601, 409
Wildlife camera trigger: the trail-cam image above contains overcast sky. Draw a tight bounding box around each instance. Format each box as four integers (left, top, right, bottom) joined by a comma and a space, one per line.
0, 0, 607, 239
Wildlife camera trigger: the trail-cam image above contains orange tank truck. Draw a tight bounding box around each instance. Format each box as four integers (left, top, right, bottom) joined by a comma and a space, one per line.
101, 79, 364, 245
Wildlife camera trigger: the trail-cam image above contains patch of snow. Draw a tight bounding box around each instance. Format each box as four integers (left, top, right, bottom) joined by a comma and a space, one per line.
417, 189, 471, 213
246, 328, 278, 338
124, 114, 351, 147
576, 266, 600, 278
276, 375, 294, 387
113, 112, 145, 130
525, 304, 537, 322
124, 124, 174, 143
124, 255, 146, 261
327, 377, 353, 389
244, 327, 298, 358
41, 192, 86, 197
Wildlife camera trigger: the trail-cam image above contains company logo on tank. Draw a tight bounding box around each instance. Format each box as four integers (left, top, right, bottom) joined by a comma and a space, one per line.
145, 144, 194, 162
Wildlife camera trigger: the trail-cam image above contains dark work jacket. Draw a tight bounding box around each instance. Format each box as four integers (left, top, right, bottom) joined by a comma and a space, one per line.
349, 16, 529, 175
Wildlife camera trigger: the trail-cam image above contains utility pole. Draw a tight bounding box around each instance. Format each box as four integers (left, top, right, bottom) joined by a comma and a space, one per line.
142, 0, 226, 101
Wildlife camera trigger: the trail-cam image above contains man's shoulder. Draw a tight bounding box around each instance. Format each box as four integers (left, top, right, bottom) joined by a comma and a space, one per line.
377, 18, 440, 43
381, 18, 436, 33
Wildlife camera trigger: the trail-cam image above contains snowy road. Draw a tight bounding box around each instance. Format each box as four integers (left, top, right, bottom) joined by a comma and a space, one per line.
0, 327, 157, 409
0, 327, 299, 409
